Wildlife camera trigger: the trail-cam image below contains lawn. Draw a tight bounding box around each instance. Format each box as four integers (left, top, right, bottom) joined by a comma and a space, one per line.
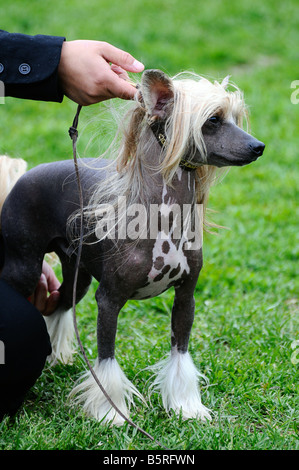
0, 0, 298, 451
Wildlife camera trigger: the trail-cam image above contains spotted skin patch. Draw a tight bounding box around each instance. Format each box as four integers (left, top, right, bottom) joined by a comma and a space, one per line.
131, 181, 199, 300
162, 241, 170, 254
153, 256, 165, 270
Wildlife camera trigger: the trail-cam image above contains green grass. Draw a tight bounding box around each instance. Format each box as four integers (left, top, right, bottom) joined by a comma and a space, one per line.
0, 0, 298, 451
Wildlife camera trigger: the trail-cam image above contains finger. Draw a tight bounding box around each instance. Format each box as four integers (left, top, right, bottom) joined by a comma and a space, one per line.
100, 42, 144, 73
42, 291, 60, 317
107, 76, 138, 100
33, 274, 48, 313
46, 271, 61, 293
110, 64, 130, 81
42, 260, 61, 292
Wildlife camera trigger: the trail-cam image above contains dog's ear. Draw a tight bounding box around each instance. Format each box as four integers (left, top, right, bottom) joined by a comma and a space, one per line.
141, 69, 174, 120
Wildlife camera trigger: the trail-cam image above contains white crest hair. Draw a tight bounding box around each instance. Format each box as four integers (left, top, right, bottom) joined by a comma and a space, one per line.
70, 72, 248, 238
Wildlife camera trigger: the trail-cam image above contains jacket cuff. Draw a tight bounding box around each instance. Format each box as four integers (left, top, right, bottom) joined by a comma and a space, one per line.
0, 31, 66, 102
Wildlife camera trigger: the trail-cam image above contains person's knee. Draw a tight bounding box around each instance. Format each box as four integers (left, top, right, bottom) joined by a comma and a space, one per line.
0, 280, 52, 417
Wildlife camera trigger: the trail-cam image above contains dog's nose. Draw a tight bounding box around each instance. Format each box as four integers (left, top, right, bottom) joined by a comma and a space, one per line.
249, 141, 265, 157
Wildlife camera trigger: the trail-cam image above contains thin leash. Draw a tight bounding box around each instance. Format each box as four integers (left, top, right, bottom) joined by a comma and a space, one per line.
68, 104, 168, 450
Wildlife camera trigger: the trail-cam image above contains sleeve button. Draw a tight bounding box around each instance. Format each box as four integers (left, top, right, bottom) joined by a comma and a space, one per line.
0, 63, 4, 74
18, 63, 31, 75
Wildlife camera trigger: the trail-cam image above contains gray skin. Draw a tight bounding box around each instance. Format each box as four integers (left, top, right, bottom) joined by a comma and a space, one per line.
0, 70, 265, 362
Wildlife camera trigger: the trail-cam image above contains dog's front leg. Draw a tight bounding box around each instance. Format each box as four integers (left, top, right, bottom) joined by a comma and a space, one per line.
151, 286, 212, 422
70, 282, 143, 425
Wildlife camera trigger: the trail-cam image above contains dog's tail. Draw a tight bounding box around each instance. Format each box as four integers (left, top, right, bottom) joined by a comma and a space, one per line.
0, 155, 27, 230
0, 155, 27, 269
0, 155, 59, 268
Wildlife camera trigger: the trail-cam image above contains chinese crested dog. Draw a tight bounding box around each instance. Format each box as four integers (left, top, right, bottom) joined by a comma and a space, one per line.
0, 70, 264, 424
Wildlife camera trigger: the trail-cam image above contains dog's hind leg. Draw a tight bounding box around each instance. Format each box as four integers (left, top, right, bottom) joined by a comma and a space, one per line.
70, 280, 144, 425
150, 284, 212, 422
44, 252, 92, 365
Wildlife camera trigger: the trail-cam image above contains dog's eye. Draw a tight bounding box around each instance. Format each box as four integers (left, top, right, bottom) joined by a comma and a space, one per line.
208, 116, 220, 124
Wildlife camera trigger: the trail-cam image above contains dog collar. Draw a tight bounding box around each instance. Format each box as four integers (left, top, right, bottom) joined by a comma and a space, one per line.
149, 120, 198, 172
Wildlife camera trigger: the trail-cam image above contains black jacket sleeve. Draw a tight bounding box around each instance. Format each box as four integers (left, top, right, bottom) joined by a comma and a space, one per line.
0, 30, 65, 102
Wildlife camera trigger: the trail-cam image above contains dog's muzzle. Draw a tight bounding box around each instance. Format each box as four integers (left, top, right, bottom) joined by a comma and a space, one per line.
248, 140, 265, 160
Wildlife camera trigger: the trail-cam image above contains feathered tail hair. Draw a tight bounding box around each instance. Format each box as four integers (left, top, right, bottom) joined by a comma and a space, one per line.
0, 155, 27, 229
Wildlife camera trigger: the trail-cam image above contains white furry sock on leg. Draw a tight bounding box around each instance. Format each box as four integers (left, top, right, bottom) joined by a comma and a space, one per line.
70, 358, 144, 425
150, 348, 212, 421
44, 308, 75, 365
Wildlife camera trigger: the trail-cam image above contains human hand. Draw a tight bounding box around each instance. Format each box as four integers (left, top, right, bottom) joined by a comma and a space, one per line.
30, 261, 60, 316
58, 40, 144, 105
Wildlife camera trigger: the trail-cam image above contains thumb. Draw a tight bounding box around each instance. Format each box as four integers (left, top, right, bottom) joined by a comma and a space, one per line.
100, 42, 144, 73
